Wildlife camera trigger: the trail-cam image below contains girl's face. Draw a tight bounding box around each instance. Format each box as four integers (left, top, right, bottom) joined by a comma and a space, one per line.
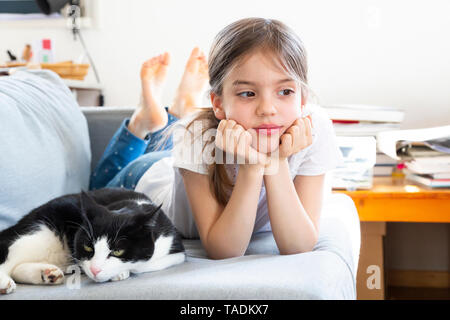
212, 50, 304, 154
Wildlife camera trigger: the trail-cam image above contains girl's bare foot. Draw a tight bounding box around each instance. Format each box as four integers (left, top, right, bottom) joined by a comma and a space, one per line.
129, 52, 170, 139
169, 47, 209, 118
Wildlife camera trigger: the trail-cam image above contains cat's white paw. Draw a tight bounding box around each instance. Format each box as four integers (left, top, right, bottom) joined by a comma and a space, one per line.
0, 275, 16, 294
110, 270, 130, 282
41, 267, 64, 285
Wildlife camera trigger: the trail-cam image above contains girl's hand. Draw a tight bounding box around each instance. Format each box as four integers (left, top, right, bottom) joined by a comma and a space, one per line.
215, 119, 268, 167
278, 115, 313, 160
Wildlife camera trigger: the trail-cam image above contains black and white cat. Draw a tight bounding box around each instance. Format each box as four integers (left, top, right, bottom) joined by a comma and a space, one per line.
0, 188, 185, 294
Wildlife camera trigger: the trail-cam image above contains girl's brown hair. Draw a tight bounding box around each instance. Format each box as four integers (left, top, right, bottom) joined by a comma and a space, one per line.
185, 18, 310, 206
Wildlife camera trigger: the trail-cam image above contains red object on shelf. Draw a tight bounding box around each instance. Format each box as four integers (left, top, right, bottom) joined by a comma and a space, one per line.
42, 39, 51, 50
397, 163, 406, 170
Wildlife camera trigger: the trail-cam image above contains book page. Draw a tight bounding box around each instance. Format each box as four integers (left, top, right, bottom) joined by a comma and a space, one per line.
376, 125, 450, 159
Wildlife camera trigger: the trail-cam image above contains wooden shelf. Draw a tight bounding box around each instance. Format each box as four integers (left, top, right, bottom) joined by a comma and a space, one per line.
334, 176, 450, 222
337, 176, 450, 299
387, 286, 450, 300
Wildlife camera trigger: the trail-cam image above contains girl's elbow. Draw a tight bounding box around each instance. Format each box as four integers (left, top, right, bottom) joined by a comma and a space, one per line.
204, 231, 246, 260
280, 247, 311, 255
204, 239, 246, 259
280, 235, 318, 255
303, 234, 319, 253
280, 247, 313, 255
207, 249, 245, 260
300, 228, 319, 253
208, 253, 243, 260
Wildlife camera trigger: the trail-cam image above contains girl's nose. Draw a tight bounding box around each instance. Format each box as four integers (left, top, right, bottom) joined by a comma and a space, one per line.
256, 98, 276, 116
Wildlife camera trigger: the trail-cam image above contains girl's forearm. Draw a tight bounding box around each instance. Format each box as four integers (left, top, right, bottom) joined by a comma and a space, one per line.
264, 159, 318, 254
205, 164, 264, 259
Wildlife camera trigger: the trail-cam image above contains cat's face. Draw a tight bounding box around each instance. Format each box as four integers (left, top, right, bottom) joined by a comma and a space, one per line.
73, 192, 159, 282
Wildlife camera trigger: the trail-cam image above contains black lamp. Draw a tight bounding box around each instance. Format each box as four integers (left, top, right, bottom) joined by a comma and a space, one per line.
34, 0, 104, 106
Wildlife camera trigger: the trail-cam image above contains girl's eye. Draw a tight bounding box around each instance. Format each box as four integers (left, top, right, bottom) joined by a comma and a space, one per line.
237, 91, 255, 98
278, 89, 294, 96
111, 249, 125, 257
83, 245, 93, 252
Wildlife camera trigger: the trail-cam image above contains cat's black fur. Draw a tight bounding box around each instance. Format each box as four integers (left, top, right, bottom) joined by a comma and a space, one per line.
0, 188, 185, 266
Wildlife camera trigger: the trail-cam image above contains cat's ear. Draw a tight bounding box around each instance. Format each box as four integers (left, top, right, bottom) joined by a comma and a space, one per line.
133, 203, 163, 228
79, 190, 99, 221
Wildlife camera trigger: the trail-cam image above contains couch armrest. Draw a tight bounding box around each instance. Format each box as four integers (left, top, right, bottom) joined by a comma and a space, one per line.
81, 106, 135, 170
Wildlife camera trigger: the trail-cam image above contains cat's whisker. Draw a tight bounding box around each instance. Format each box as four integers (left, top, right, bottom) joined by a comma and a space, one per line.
68, 221, 93, 241
113, 219, 127, 244
39, 216, 59, 233
115, 235, 127, 244
84, 218, 95, 240
71, 257, 82, 264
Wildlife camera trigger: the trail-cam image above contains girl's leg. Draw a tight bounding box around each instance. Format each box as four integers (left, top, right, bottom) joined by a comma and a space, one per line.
89, 119, 154, 190
167, 47, 209, 119
144, 47, 208, 153
128, 52, 171, 139
90, 53, 172, 190
144, 106, 179, 153
90, 48, 208, 190
106, 150, 172, 189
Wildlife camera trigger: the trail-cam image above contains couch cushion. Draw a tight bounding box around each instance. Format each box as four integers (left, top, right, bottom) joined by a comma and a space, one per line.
0, 70, 91, 230
2, 193, 359, 299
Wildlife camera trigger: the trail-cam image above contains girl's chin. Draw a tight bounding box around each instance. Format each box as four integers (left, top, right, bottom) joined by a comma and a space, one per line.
251, 135, 281, 154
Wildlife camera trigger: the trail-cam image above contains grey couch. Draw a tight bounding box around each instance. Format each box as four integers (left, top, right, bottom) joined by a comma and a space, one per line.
0, 70, 360, 300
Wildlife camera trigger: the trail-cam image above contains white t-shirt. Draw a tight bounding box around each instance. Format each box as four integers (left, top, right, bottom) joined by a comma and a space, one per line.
135, 104, 344, 239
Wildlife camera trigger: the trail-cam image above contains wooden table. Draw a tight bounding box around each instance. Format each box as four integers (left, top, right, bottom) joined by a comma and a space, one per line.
334, 176, 450, 299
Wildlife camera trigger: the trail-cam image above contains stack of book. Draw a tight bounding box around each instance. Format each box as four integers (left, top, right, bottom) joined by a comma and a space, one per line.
327, 104, 404, 137
321, 104, 405, 189
374, 153, 399, 177
377, 125, 450, 188
332, 136, 377, 190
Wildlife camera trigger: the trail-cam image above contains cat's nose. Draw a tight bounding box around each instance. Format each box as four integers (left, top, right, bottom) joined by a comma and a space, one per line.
90, 266, 101, 277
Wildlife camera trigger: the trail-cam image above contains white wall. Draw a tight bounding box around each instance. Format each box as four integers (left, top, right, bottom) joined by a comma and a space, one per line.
1, 0, 449, 129
1, 0, 449, 272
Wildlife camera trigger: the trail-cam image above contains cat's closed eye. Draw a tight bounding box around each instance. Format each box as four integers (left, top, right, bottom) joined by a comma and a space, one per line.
111, 249, 125, 257
84, 244, 93, 252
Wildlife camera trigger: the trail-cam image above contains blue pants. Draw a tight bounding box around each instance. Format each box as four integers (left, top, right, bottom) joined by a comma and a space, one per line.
89, 107, 179, 190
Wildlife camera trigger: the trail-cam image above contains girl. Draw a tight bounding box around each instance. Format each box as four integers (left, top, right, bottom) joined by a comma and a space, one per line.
90, 18, 343, 260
